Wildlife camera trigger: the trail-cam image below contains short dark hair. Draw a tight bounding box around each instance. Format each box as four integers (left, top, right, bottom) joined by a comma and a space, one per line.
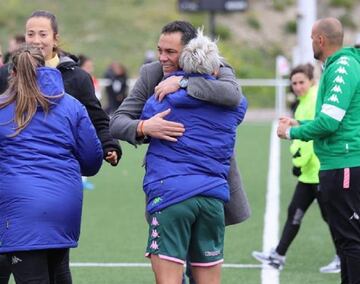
161, 21, 197, 45
290, 63, 314, 81
289, 63, 314, 94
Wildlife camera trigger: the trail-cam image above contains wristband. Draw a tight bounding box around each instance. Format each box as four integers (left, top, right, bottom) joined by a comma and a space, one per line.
285, 127, 291, 140
138, 120, 145, 137
140, 120, 146, 137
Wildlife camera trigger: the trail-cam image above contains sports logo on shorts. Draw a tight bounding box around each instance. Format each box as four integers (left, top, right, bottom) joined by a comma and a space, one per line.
151, 217, 159, 226
204, 250, 221, 257
11, 256, 22, 265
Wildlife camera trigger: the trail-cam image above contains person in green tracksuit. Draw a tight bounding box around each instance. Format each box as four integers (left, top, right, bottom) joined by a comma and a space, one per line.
278, 18, 360, 284
252, 64, 339, 271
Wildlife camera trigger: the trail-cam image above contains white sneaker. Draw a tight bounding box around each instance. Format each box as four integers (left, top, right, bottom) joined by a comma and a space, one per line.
319, 255, 341, 273
252, 249, 285, 270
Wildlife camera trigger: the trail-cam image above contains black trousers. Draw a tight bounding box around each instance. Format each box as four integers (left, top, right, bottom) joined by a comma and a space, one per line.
320, 167, 360, 284
276, 181, 331, 256
3, 249, 72, 284
0, 254, 11, 284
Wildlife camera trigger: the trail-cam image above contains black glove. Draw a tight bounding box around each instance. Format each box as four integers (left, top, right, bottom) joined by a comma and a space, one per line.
292, 166, 301, 177
292, 149, 301, 177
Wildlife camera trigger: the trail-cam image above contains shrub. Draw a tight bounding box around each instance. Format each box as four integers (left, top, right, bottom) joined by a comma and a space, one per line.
329, 0, 356, 9
247, 15, 261, 30
284, 20, 297, 34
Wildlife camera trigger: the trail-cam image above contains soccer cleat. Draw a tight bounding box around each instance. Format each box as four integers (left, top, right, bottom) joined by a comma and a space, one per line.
252, 249, 286, 270
319, 255, 341, 273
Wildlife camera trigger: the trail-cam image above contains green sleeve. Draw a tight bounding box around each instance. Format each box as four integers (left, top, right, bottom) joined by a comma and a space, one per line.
290, 56, 357, 141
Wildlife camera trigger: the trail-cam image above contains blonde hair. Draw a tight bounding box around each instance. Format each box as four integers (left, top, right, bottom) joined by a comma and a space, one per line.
179, 28, 223, 74
0, 45, 51, 136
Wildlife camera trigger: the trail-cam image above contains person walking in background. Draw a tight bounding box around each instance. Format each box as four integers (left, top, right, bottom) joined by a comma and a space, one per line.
0, 45, 103, 283
110, 20, 250, 284
252, 63, 339, 273
139, 28, 247, 284
103, 61, 128, 115
0, 10, 121, 283
278, 17, 360, 283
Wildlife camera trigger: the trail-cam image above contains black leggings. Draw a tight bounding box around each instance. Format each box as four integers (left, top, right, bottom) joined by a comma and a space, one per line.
0, 254, 11, 284
3, 249, 72, 284
276, 181, 331, 256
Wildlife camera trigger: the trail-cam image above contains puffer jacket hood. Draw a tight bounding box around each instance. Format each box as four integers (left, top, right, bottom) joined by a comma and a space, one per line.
57, 53, 79, 70
36, 67, 64, 98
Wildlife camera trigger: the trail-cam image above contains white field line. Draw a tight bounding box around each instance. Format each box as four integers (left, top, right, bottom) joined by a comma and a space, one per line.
70, 262, 262, 269
261, 121, 281, 284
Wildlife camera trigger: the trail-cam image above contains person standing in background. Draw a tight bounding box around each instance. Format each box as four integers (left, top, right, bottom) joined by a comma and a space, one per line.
103, 61, 128, 115
79, 54, 102, 100
2, 34, 25, 64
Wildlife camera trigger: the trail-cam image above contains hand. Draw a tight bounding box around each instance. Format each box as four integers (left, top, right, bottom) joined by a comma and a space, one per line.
277, 120, 290, 139
154, 76, 182, 102
143, 109, 185, 142
279, 116, 299, 127
105, 151, 119, 166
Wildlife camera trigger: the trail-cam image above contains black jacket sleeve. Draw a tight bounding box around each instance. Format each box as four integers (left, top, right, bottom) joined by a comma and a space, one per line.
63, 67, 122, 164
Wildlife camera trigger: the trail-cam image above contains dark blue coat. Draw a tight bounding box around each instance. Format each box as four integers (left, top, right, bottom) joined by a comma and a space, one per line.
141, 73, 247, 213
0, 67, 103, 253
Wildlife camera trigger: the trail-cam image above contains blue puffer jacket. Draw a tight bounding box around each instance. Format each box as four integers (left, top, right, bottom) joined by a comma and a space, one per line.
141, 72, 247, 213
0, 67, 103, 253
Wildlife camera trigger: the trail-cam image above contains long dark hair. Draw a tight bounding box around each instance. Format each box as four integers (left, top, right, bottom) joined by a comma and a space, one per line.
0, 45, 50, 136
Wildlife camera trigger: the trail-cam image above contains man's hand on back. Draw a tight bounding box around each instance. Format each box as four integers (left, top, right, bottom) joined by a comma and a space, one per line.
154, 76, 182, 102
138, 109, 185, 142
